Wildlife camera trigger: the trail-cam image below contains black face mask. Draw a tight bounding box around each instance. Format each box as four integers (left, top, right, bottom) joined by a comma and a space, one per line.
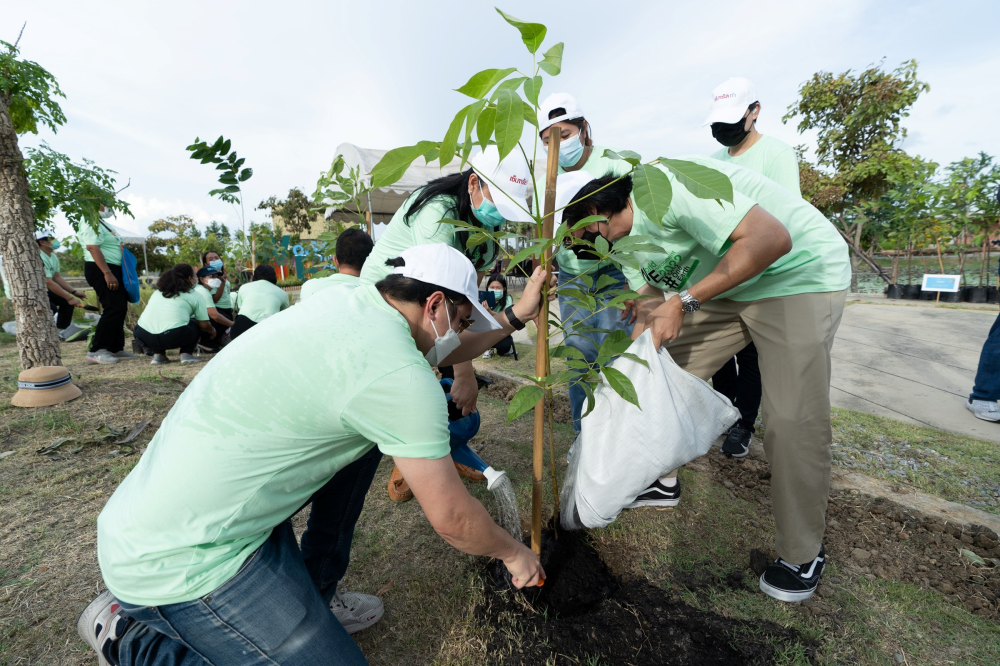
711, 117, 752, 147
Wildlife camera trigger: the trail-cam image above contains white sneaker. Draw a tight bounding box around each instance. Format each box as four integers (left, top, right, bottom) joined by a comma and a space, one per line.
482, 348, 496, 359
967, 399, 1000, 422
179, 353, 203, 365
113, 349, 140, 360
87, 350, 119, 364
76, 590, 129, 666
329, 589, 384, 634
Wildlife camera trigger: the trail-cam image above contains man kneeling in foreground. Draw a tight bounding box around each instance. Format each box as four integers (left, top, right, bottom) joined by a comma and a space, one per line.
80, 243, 546, 666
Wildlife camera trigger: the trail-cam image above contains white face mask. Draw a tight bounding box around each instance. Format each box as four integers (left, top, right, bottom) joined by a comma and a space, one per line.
99, 208, 114, 219
207, 277, 222, 289
423, 299, 462, 367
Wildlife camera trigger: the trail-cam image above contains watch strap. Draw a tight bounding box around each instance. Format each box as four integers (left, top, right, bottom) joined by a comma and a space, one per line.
505, 306, 525, 331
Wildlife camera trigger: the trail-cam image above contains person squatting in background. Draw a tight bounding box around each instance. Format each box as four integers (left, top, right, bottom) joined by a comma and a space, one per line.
79, 206, 140, 364
193, 265, 234, 353
298, 227, 375, 301
481, 273, 516, 360
36, 230, 89, 342
230, 264, 290, 339
703, 78, 803, 458
536, 93, 636, 434
133, 264, 214, 365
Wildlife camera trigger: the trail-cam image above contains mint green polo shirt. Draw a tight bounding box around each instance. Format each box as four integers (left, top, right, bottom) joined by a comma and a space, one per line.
710, 135, 801, 196
136, 290, 209, 334
77, 223, 123, 265
40, 250, 60, 278
233, 280, 290, 322
97, 284, 451, 605
299, 273, 360, 301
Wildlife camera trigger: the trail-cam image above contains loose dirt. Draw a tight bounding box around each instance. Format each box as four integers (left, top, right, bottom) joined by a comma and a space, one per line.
481, 374, 573, 425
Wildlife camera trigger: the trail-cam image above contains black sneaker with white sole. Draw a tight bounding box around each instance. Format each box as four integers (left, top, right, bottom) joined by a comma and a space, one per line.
722, 425, 752, 458
624, 477, 681, 508
759, 545, 826, 602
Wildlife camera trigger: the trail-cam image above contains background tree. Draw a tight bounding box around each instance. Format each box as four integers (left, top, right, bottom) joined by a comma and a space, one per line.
784, 60, 930, 290
204, 220, 230, 239
937, 153, 1000, 287
0, 33, 129, 369
147, 215, 202, 266
258, 187, 317, 236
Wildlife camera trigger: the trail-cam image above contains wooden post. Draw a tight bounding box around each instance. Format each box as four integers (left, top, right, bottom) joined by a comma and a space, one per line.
366, 210, 372, 236
251, 231, 257, 272
532, 131, 560, 555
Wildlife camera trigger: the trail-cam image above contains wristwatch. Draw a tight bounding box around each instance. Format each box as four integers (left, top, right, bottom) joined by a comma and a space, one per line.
678, 290, 701, 314
505, 306, 526, 331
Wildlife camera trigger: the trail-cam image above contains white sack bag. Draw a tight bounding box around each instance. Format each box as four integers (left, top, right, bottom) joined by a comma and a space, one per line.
560, 329, 740, 530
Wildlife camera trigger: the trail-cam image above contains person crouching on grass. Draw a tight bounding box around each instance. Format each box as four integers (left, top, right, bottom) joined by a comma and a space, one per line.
132, 264, 215, 365
230, 264, 290, 339
192, 265, 234, 353
79, 243, 549, 666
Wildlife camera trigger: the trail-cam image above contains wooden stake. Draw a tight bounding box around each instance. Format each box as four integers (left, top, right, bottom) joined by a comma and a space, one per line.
532, 132, 560, 555
365, 210, 372, 236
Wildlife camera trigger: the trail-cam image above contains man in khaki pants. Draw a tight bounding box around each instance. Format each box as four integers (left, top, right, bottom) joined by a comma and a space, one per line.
558, 157, 850, 603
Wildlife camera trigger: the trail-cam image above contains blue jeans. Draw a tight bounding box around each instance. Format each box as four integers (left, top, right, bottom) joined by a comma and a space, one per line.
971, 311, 1000, 401
113, 446, 383, 665
558, 265, 635, 433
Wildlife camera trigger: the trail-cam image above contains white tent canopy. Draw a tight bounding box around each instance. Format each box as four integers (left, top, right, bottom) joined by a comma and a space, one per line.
107, 222, 146, 245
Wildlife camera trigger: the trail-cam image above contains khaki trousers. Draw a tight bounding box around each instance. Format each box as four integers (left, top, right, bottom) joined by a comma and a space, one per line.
666, 290, 847, 564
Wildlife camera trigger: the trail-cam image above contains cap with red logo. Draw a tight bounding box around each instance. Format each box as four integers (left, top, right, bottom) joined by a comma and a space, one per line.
469, 145, 532, 223
702, 77, 758, 127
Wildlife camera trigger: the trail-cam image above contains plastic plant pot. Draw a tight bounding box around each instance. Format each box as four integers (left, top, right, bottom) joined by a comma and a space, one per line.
920, 288, 937, 301
966, 287, 988, 303
941, 289, 963, 303
886, 284, 904, 299
987, 287, 999, 304
902, 285, 922, 299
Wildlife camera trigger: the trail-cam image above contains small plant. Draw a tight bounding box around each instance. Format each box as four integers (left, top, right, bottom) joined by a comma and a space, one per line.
276, 276, 303, 288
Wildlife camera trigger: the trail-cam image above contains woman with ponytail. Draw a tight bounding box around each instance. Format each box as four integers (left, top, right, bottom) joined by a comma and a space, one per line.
133, 264, 216, 365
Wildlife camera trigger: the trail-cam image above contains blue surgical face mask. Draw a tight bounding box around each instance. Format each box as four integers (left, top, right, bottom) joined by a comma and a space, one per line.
473, 182, 506, 229
557, 132, 584, 168
209, 259, 223, 270
49, 239, 61, 250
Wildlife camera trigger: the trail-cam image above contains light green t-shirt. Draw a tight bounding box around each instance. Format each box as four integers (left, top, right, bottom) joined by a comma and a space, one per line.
488, 293, 514, 313
361, 193, 498, 285
622, 157, 850, 302
193, 284, 218, 311
233, 280, 290, 323
77, 222, 123, 265
40, 250, 60, 278
136, 290, 209, 334
299, 273, 360, 301
97, 284, 451, 605
213, 279, 232, 310
711, 135, 801, 196
541, 145, 633, 277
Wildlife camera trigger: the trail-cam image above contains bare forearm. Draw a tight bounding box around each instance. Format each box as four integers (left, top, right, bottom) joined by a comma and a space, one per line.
208, 309, 234, 327
45, 277, 75, 301
53, 274, 80, 296
425, 485, 520, 560
440, 297, 534, 364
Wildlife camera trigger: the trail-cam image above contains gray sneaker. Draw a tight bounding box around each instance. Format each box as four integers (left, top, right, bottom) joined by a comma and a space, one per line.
76, 590, 129, 666
151, 354, 170, 365
967, 399, 1000, 422
87, 350, 119, 364
179, 353, 203, 365
329, 589, 383, 634
113, 349, 140, 360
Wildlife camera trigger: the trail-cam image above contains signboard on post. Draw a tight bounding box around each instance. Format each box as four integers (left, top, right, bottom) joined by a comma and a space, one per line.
920, 274, 961, 293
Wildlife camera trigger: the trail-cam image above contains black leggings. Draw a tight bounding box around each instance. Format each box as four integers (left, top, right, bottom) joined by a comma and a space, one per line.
84, 262, 128, 353
48, 291, 75, 330
134, 321, 200, 355
229, 314, 256, 340
491, 335, 514, 356
200, 307, 233, 349
711, 342, 762, 432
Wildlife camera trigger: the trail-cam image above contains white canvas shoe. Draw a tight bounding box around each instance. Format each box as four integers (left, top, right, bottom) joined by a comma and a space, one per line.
330, 589, 384, 634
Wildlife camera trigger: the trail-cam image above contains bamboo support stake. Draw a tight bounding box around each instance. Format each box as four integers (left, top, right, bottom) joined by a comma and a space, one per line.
365, 210, 372, 236
532, 131, 560, 556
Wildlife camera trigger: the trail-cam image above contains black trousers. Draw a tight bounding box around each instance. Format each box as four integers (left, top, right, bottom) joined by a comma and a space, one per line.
492, 335, 514, 356
229, 314, 256, 340
133, 321, 200, 355
48, 291, 75, 329
710, 341, 762, 432
200, 307, 233, 349
84, 262, 128, 353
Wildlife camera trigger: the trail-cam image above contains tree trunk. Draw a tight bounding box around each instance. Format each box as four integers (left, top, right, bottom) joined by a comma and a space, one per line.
0, 93, 62, 369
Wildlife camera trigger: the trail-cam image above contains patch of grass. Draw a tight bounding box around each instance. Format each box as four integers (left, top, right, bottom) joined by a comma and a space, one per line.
0, 331, 15, 346
830, 407, 1000, 513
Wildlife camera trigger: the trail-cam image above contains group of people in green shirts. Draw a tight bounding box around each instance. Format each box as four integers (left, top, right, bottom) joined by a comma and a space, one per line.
77, 76, 850, 665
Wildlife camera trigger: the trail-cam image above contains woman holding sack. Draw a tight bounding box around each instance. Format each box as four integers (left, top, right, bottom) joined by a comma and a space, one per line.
79, 206, 139, 365
133, 264, 214, 365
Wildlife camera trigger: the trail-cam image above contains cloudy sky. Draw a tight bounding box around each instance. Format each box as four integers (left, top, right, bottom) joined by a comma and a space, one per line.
8, 0, 999, 239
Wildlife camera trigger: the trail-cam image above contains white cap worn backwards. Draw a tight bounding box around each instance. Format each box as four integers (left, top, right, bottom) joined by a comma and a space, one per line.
537, 92, 585, 133
554, 171, 597, 228
392, 243, 502, 332
702, 77, 758, 126
469, 145, 532, 223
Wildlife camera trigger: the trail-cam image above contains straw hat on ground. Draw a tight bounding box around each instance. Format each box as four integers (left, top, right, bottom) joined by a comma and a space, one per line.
12, 366, 82, 407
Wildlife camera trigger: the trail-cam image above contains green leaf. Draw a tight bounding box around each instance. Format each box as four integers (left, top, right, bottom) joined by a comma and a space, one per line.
523, 75, 543, 107
507, 384, 545, 422
463, 100, 487, 165
620, 352, 650, 370
495, 9, 547, 54
218, 172, 238, 185
609, 237, 663, 254
602, 366, 640, 409
595, 235, 609, 256
595, 273, 618, 291
238, 168, 253, 182
580, 380, 596, 417
492, 76, 528, 97
632, 163, 673, 227
570, 215, 606, 231
610, 253, 640, 271
659, 158, 734, 204
551, 345, 586, 360
436, 217, 480, 230
602, 149, 642, 166
370, 141, 438, 188
538, 42, 564, 76
577, 273, 594, 290
505, 238, 552, 269
466, 231, 490, 248
316, 231, 338, 243
440, 104, 470, 168
455, 67, 517, 99
598, 330, 632, 358
221, 185, 241, 194
522, 100, 539, 128
493, 89, 524, 161
476, 105, 496, 149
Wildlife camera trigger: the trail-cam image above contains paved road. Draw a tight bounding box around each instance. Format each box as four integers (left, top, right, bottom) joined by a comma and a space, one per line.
831, 302, 1000, 443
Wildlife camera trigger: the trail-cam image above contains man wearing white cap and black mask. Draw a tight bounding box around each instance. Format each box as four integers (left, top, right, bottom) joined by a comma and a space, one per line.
536, 92, 636, 435
704, 77, 802, 460
82, 243, 549, 666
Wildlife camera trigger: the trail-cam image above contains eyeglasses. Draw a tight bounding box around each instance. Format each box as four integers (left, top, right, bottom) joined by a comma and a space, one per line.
445, 297, 475, 332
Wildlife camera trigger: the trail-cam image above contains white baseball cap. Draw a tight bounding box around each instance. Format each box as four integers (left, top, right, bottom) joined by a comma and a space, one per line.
34, 230, 53, 240
554, 171, 597, 228
391, 243, 502, 332
702, 77, 758, 126
537, 92, 585, 133
469, 145, 532, 223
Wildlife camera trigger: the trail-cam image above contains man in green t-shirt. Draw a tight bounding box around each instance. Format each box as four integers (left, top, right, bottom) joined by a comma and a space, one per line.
36, 231, 89, 341
560, 162, 849, 604
80, 243, 547, 665
299, 228, 374, 301
703, 77, 802, 459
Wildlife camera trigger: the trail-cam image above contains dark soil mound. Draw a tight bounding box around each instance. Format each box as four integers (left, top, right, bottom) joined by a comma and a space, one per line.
481, 375, 573, 425
479, 529, 813, 665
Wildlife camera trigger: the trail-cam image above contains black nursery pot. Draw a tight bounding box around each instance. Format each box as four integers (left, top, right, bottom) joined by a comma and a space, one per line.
940, 289, 964, 303
966, 287, 988, 303
902, 285, 922, 299
886, 284, 904, 299
987, 287, 999, 304
920, 288, 937, 300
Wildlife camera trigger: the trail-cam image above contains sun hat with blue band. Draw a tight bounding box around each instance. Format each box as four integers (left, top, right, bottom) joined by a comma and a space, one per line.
12, 366, 82, 408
